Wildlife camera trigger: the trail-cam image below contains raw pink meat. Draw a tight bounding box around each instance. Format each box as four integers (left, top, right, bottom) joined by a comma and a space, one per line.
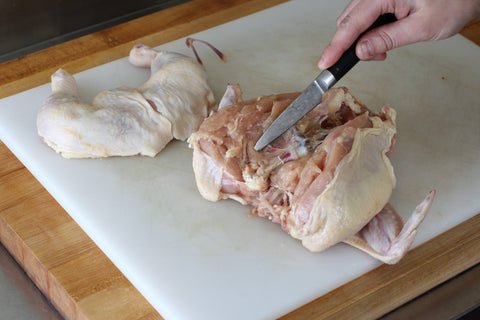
189, 85, 434, 264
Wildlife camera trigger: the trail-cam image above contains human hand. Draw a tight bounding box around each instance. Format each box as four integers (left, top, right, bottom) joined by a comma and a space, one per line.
318, 0, 480, 69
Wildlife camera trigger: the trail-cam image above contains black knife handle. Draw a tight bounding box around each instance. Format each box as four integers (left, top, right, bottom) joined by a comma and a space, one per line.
327, 13, 397, 81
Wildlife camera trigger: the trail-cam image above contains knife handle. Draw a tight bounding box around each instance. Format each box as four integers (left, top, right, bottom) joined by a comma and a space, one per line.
327, 13, 397, 81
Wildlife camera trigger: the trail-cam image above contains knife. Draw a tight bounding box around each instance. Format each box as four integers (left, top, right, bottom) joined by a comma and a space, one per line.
254, 13, 397, 151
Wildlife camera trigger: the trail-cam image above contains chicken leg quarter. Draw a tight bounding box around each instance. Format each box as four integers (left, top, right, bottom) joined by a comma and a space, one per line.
37, 44, 216, 158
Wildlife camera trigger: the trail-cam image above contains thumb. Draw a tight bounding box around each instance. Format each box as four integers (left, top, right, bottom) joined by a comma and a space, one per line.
355, 17, 426, 60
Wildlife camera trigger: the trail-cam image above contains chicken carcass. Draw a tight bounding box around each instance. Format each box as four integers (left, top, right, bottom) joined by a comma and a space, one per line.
37, 44, 216, 158
189, 85, 435, 264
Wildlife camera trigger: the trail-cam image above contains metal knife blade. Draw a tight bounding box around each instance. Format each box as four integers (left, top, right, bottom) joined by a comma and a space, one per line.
254, 13, 397, 151
254, 70, 336, 150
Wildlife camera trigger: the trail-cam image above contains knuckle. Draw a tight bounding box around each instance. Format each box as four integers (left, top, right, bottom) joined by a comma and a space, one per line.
337, 14, 351, 28
375, 30, 396, 51
337, 14, 366, 39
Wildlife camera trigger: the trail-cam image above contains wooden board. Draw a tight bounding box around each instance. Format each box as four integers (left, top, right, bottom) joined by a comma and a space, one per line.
0, 0, 479, 319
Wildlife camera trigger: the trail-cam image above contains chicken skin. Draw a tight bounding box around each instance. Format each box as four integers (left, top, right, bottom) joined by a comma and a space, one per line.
189, 85, 434, 264
37, 44, 216, 158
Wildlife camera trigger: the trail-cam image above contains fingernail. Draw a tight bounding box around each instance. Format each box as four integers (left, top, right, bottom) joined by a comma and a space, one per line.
318, 55, 326, 69
359, 40, 374, 59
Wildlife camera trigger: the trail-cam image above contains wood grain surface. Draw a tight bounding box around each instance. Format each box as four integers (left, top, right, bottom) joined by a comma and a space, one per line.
0, 1, 479, 319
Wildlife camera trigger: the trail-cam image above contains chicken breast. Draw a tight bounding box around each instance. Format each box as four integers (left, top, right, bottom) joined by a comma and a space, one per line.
189, 85, 434, 264
37, 44, 216, 158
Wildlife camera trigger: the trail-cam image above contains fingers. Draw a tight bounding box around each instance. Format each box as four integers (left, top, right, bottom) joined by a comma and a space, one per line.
318, 0, 394, 69
355, 14, 431, 60
318, 0, 480, 70
356, 24, 396, 60
317, 14, 378, 69
337, 0, 362, 24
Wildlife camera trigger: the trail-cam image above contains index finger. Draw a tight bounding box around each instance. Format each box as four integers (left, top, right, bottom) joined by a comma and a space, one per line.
318, 0, 394, 69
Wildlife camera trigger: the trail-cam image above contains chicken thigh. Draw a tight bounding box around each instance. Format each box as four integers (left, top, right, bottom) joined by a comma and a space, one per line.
189, 85, 434, 264
37, 44, 216, 158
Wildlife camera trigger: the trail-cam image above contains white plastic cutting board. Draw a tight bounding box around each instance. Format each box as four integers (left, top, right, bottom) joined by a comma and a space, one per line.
1, 1, 480, 319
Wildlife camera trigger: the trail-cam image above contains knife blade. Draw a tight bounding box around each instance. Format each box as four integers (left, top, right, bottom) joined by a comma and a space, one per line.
254, 13, 397, 151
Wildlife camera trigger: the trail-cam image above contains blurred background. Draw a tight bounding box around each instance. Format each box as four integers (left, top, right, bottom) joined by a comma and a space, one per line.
0, 0, 190, 63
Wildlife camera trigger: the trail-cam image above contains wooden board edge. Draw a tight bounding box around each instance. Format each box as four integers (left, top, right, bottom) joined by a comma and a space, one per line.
0, 212, 89, 320
0, 0, 289, 99
460, 18, 480, 45
280, 213, 480, 319
0, 2, 478, 319
0, 141, 163, 320
1, 3, 477, 101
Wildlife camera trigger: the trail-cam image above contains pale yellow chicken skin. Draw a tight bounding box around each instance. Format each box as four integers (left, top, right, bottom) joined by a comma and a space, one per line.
189, 85, 435, 264
37, 44, 216, 158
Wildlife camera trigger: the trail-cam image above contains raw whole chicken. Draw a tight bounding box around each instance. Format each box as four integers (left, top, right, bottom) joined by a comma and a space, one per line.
37, 44, 216, 158
189, 85, 435, 264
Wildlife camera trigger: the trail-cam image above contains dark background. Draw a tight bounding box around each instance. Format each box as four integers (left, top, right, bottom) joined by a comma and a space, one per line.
0, 0, 190, 63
